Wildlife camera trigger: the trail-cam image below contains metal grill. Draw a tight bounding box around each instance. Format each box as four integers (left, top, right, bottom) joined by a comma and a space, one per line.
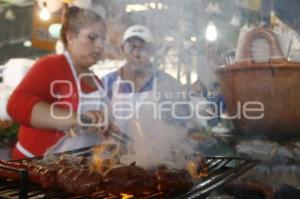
0, 146, 257, 199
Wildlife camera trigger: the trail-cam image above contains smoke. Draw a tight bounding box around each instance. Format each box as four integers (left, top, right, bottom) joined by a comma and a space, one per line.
236, 140, 300, 164
101, 0, 242, 85
96, 0, 244, 168
119, 99, 199, 169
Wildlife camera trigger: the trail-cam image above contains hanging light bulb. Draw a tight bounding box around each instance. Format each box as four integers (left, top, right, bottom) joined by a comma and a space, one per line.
39, 2, 51, 21
205, 20, 218, 42
190, 36, 197, 42
23, 40, 32, 47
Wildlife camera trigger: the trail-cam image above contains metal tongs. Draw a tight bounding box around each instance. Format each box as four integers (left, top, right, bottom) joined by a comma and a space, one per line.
80, 114, 132, 144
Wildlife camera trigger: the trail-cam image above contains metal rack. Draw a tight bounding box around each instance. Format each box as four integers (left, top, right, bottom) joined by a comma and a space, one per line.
0, 146, 257, 199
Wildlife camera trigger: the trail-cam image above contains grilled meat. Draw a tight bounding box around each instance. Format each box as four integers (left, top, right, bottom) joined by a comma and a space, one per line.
0, 157, 103, 196
45, 156, 104, 195
104, 162, 157, 195
0, 155, 195, 196
0, 160, 56, 188
56, 166, 103, 196
155, 164, 193, 193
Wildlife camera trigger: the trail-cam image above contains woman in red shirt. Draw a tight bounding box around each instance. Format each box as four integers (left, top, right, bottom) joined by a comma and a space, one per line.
7, 5, 111, 159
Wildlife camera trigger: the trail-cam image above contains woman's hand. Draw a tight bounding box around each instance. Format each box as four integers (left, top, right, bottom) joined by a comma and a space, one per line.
77, 111, 122, 139
80, 111, 108, 134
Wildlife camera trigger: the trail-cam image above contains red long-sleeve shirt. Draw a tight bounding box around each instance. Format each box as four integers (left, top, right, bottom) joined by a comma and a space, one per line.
7, 54, 97, 159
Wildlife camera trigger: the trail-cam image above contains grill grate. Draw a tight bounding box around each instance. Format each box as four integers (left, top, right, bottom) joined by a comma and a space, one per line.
0, 146, 257, 199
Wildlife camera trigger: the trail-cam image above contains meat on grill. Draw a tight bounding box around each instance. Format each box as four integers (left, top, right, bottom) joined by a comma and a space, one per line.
103, 162, 194, 195
0, 157, 104, 196
0, 156, 195, 196
0, 160, 56, 188
49, 157, 104, 195
104, 162, 157, 195
56, 166, 103, 196
155, 164, 193, 193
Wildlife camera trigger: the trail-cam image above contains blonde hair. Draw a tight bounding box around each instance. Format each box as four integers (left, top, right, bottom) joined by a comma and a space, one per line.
60, 5, 105, 47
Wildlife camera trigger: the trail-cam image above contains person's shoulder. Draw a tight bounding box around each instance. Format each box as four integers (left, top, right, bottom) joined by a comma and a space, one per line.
157, 70, 182, 86
102, 70, 118, 80
155, 70, 186, 96
35, 54, 66, 66
101, 70, 119, 89
25, 54, 69, 80
31, 54, 68, 72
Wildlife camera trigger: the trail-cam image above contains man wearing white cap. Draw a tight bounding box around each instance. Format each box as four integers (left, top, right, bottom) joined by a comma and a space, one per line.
102, 24, 188, 133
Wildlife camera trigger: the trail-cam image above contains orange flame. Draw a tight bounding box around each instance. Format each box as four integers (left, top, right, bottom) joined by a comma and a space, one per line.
186, 160, 208, 179
121, 193, 134, 199
90, 144, 121, 174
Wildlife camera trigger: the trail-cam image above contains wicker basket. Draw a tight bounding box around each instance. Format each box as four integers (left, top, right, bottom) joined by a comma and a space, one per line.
216, 59, 300, 139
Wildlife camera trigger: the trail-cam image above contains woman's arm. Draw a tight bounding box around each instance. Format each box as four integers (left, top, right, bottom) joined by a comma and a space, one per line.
7, 55, 109, 133
30, 101, 77, 131
7, 55, 76, 130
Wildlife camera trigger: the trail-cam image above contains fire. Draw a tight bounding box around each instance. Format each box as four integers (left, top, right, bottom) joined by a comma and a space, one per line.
121, 193, 134, 199
90, 143, 121, 174
186, 160, 208, 179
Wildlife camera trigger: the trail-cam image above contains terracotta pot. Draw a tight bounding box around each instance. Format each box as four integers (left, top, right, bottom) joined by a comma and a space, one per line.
216, 59, 300, 139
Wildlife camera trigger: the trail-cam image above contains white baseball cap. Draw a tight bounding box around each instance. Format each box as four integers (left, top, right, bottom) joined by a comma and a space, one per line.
123, 25, 154, 43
